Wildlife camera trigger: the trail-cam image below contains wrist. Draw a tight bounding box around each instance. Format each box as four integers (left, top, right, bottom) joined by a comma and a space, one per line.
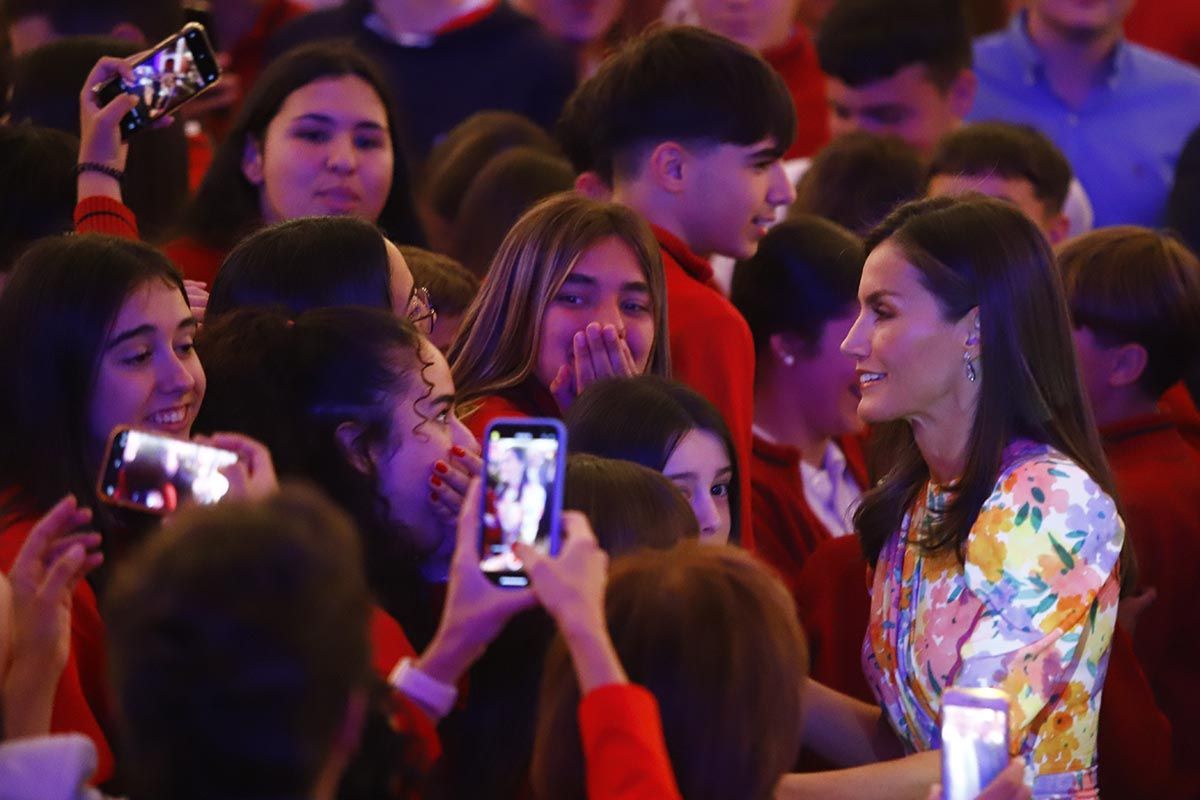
389, 657, 458, 721
417, 620, 482, 687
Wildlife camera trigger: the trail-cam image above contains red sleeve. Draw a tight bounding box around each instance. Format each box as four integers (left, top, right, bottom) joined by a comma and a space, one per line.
579, 684, 682, 800
1096, 625, 1174, 798
0, 518, 115, 785
74, 197, 139, 240
368, 605, 417, 678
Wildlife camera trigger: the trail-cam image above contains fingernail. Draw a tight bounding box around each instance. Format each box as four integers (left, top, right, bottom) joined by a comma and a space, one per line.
435, 460, 449, 474
429, 490, 440, 502
430, 474, 443, 487
451, 445, 467, 457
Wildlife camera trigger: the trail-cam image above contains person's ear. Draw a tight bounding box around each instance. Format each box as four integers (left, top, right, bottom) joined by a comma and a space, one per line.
242, 135, 265, 186
574, 170, 612, 200
964, 307, 982, 353
1108, 342, 1149, 389
648, 141, 688, 194
1044, 212, 1071, 246
768, 332, 800, 367
334, 422, 374, 476
948, 68, 978, 120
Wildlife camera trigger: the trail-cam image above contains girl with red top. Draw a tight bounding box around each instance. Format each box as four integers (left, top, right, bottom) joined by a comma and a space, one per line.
729, 216, 868, 591
447, 193, 671, 438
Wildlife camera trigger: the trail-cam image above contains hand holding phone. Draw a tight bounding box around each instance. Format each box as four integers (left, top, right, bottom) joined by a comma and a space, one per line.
940, 687, 1014, 800
92, 22, 221, 139
97, 427, 239, 515
479, 418, 566, 587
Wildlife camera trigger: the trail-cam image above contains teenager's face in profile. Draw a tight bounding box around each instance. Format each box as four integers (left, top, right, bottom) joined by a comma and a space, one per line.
684, 137, 796, 260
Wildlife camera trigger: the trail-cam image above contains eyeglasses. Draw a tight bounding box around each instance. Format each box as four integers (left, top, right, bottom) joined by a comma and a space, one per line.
406, 286, 437, 336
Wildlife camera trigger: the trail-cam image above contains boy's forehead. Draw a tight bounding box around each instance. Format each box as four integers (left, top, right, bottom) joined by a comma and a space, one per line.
828, 63, 947, 104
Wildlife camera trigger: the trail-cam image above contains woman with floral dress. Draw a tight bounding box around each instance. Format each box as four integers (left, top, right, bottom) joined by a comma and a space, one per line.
778, 196, 1127, 800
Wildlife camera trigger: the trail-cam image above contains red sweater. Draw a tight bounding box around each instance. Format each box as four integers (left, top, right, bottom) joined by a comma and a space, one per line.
1161, 381, 1200, 452
654, 226, 756, 548
462, 381, 561, 442
750, 434, 867, 608
580, 684, 681, 800
763, 25, 830, 160
0, 514, 116, 785
1102, 412, 1200, 796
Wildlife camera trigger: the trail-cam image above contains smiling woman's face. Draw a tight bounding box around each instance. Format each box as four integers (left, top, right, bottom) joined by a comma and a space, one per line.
245, 75, 394, 225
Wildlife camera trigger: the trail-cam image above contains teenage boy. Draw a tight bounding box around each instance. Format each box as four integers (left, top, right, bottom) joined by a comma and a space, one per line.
970, 0, 1200, 227
558, 25, 799, 546
1059, 227, 1200, 797
926, 121, 1072, 244
268, 0, 577, 162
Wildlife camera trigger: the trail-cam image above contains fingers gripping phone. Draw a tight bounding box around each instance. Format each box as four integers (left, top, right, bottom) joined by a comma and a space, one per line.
940, 687, 1013, 800
94, 22, 222, 138
480, 418, 566, 587
97, 427, 238, 515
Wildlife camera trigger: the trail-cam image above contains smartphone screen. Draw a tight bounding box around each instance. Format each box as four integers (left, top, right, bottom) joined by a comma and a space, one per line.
480, 418, 566, 587
95, 22, 221, 137
940, 688, 1012, 800
98, 428, 238, 514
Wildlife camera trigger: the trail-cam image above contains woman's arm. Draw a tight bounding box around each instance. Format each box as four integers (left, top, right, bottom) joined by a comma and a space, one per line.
776, 750, 941, 800
800, 679, 905, 767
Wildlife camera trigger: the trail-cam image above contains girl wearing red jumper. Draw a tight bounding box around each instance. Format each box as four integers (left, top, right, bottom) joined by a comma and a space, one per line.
730, 217, 869, 591
448, 193, 671, 439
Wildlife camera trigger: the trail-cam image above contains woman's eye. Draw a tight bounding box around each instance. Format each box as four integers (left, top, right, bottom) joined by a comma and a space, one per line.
175, 341, 196, 357
354, 134, 386, 150
711, 482, 731, 498
554, 293, 584, 306
294, 128, 330, 143
121, 349, 152, 366
872, 304, 894, 320
622, 300, 651, 314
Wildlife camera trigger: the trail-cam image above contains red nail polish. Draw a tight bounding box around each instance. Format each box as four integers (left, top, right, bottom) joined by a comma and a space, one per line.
429, 490, 440, 502
451, 445, 467, 457
430, 474, 443, 487
435, 461, 449, 474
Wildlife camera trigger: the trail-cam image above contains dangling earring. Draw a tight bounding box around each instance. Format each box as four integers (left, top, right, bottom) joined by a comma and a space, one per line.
782, 353, 796, 367
963, 350, 977, 383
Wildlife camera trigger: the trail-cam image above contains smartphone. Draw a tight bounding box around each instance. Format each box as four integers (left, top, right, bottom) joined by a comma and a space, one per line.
479, 418, 566, 587
97, 427, 238, 515
940, 687, 1013, 800
94, 22, 221, 138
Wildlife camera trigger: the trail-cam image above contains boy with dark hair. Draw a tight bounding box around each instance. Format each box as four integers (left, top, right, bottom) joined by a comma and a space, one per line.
560, 25, 799, 546
815, 0, 975, 157
926, 121, 1072, 244
400, 245, 480, 351
1059, 227, 1200, 796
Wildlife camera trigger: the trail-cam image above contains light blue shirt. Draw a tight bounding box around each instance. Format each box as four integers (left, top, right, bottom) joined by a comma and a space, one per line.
968, 11, 1200, 227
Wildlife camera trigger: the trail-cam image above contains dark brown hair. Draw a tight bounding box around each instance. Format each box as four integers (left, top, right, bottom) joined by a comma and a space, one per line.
531, 542, 808, 800
400, 246, 480, 317
1057, 226, 1200, 400
106, 485, 370, 800
853, 197, 1121, 576
563, 453, 699, 555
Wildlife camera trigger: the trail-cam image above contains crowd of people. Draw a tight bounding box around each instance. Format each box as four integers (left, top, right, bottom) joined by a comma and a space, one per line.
0, 0, 1198, 799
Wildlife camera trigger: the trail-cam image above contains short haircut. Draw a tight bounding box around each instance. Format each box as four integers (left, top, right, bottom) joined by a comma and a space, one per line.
731, 216, 865, 358
1058, 227, 1200, 400
792, 132, 925, 235
208, 216, 393, 320
106, 486, 371, 800
564, 453, 698, 555
422, 111, 560, 223
817, 0, 971, 90
0, 124, 78, 270
928, 122, 1073, 216
556, 25, 797, 184
400, 246, 480, 318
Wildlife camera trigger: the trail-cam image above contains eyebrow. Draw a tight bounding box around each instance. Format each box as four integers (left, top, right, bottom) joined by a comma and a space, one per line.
863, 290, 901, 304
291, 113, 387, 131
746, 146, 783, 163
106, 318, 197, 350
430, 393, 455, 408
562, 274, 651, 293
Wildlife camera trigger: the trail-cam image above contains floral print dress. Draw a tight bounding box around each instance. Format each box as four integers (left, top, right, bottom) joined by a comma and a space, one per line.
862, 441, 1124, 799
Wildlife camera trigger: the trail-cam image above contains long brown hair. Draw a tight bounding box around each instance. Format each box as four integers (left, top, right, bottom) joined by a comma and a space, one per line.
448, 192, 670, 405
852, 197, 1123, 577
532, 543, 808, 800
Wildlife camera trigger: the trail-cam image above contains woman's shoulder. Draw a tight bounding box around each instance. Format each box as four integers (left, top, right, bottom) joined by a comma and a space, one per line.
987, 441, 1115, 521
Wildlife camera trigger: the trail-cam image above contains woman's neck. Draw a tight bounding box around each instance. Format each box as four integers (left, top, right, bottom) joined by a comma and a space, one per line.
910, 412, 972, 487
754, 380, 828, 467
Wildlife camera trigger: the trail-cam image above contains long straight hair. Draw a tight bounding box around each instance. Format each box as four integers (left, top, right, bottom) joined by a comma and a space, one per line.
447, 192, 670, 404
852, 197, 1125, 579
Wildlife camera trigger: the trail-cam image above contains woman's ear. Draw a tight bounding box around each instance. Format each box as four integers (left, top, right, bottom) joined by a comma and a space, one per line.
335, 422, 374, 476
241, 135, 265, 186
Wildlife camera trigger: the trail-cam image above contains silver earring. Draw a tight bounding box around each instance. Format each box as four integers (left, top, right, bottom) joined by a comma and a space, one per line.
963, 350, 977, 383
782, 353, 796, 367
